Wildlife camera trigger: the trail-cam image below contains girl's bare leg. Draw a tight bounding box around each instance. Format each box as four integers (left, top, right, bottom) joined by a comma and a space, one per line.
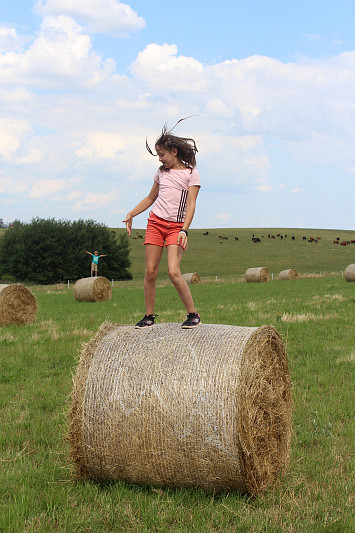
166, 244, 196, 313
144, 244, 164, 315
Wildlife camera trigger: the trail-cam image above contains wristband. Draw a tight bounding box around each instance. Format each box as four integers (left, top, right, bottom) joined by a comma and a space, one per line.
179, 229, 188, 236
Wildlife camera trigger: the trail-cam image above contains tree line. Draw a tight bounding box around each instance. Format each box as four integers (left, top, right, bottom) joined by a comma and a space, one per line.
0, 218, 132, 283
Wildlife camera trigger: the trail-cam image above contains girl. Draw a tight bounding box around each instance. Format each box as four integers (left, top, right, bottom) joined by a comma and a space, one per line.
123, 121, 201, 329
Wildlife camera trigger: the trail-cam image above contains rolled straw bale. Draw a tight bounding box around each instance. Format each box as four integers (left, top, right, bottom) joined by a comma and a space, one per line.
0, 284, 37, 325
74, 277, 112, 302
279, 269, 299, 280
182, 272, 201, 284
344, 264, 355, 282
69, 322, 292, 495
246, 267, 269, 283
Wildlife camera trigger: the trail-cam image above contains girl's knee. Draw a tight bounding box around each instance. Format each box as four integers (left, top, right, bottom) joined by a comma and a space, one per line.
168, 268, 182, 284
145, 268, 158, 282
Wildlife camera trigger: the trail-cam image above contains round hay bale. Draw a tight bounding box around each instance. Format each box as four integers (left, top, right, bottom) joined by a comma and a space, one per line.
0, 284, 37, 325
74, 277, 112, 302
182, 272, 201, 284
279, 269, 299, 280
69, 322, 292, 495
344, 264, 355, 282
245, 267, 269, 283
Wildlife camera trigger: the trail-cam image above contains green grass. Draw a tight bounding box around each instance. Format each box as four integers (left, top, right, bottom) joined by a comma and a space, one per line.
121, 227, 355, 281
1, 272, 354, 532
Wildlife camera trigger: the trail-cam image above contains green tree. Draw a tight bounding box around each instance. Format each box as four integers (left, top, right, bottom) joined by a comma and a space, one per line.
0, 218, 132, 283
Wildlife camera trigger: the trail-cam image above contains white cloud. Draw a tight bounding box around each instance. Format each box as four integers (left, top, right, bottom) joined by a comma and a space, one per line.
0, 176, 29, 194
131, 43, 206, 91
0, 16, 116, 88
214, 212, 231, 223
34, 0, 145, 37
75, 132, 125, 159
72, 189, 119, 210
292, 187, 302, 194
0, 119, 31, 160
256, 184, 273, 193
29, 178, 67, 198
0, 26, 30, 52
302, 34, 324, 42
16, 148, 43, 164
206, 97, 234, 117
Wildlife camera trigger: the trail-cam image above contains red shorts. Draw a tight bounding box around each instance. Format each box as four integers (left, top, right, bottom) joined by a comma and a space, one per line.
144, 212, 184, 248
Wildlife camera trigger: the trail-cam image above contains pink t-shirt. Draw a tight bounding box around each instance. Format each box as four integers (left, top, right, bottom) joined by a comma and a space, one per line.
151, 167, 201, 223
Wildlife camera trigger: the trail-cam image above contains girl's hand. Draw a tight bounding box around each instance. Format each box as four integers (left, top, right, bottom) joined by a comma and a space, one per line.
122, 214, 133, 236
177, 231, 188, 250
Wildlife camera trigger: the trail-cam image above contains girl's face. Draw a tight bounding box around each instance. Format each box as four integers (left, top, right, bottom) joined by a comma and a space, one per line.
155, 145, 179, 169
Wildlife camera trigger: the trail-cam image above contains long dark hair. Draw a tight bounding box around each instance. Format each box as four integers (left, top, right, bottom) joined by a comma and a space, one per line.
146, 117, 198, 170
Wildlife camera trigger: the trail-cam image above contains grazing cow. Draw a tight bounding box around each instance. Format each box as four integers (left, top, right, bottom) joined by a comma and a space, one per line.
268, 234, 271, 238
292, 236, 296, 240
341, 241, 350, 246
350, 240, 355, 244
316, 236, 321, 240
235, 237, 239, 241
137, 234, 143, 239
333, 240, 339, 244
336, 237, 340, 240
252, 237, 261, 243
280, 235, 283, 240
203, 231, 209, 235
271, 235, 275, 239
303, 236, 307, 241
111, 230, 116, 234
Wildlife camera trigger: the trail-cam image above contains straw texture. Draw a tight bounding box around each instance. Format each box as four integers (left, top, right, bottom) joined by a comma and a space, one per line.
182, 272, 201, 284
279, 269, 299, 280
0, 284, 37, 325
74, 277, 112, 302
344, 264, 355, 282
246, 267, 270, 283
69, 322, 292, 495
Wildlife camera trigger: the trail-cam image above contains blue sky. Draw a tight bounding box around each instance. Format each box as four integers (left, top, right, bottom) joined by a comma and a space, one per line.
0, 0, 354, 230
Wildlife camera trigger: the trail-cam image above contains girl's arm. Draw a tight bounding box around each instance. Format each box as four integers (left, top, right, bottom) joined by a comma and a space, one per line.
123, 182, 159, 236
85, 251, 93, 256
177, 185, 200, 250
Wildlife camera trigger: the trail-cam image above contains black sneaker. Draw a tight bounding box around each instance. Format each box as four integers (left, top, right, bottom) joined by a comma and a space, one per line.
135, 314, 157, 328
181, 313, 201, 329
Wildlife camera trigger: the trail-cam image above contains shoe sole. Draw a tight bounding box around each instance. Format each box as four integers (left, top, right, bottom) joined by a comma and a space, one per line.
181, 322, 201, 329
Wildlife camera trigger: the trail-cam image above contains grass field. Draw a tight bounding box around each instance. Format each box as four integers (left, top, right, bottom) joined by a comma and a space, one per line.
1, 228, 354, 532
121, 227, 355, 281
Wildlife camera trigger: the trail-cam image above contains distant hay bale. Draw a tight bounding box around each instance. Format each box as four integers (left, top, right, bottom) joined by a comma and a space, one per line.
246, 267, 269, 283
279, 269, 299, 280
344, 264, 355, 282
69, 322, 292, 495
0, 284, 37, 325
182, 272, 201, 284
74, 277, 112, 302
